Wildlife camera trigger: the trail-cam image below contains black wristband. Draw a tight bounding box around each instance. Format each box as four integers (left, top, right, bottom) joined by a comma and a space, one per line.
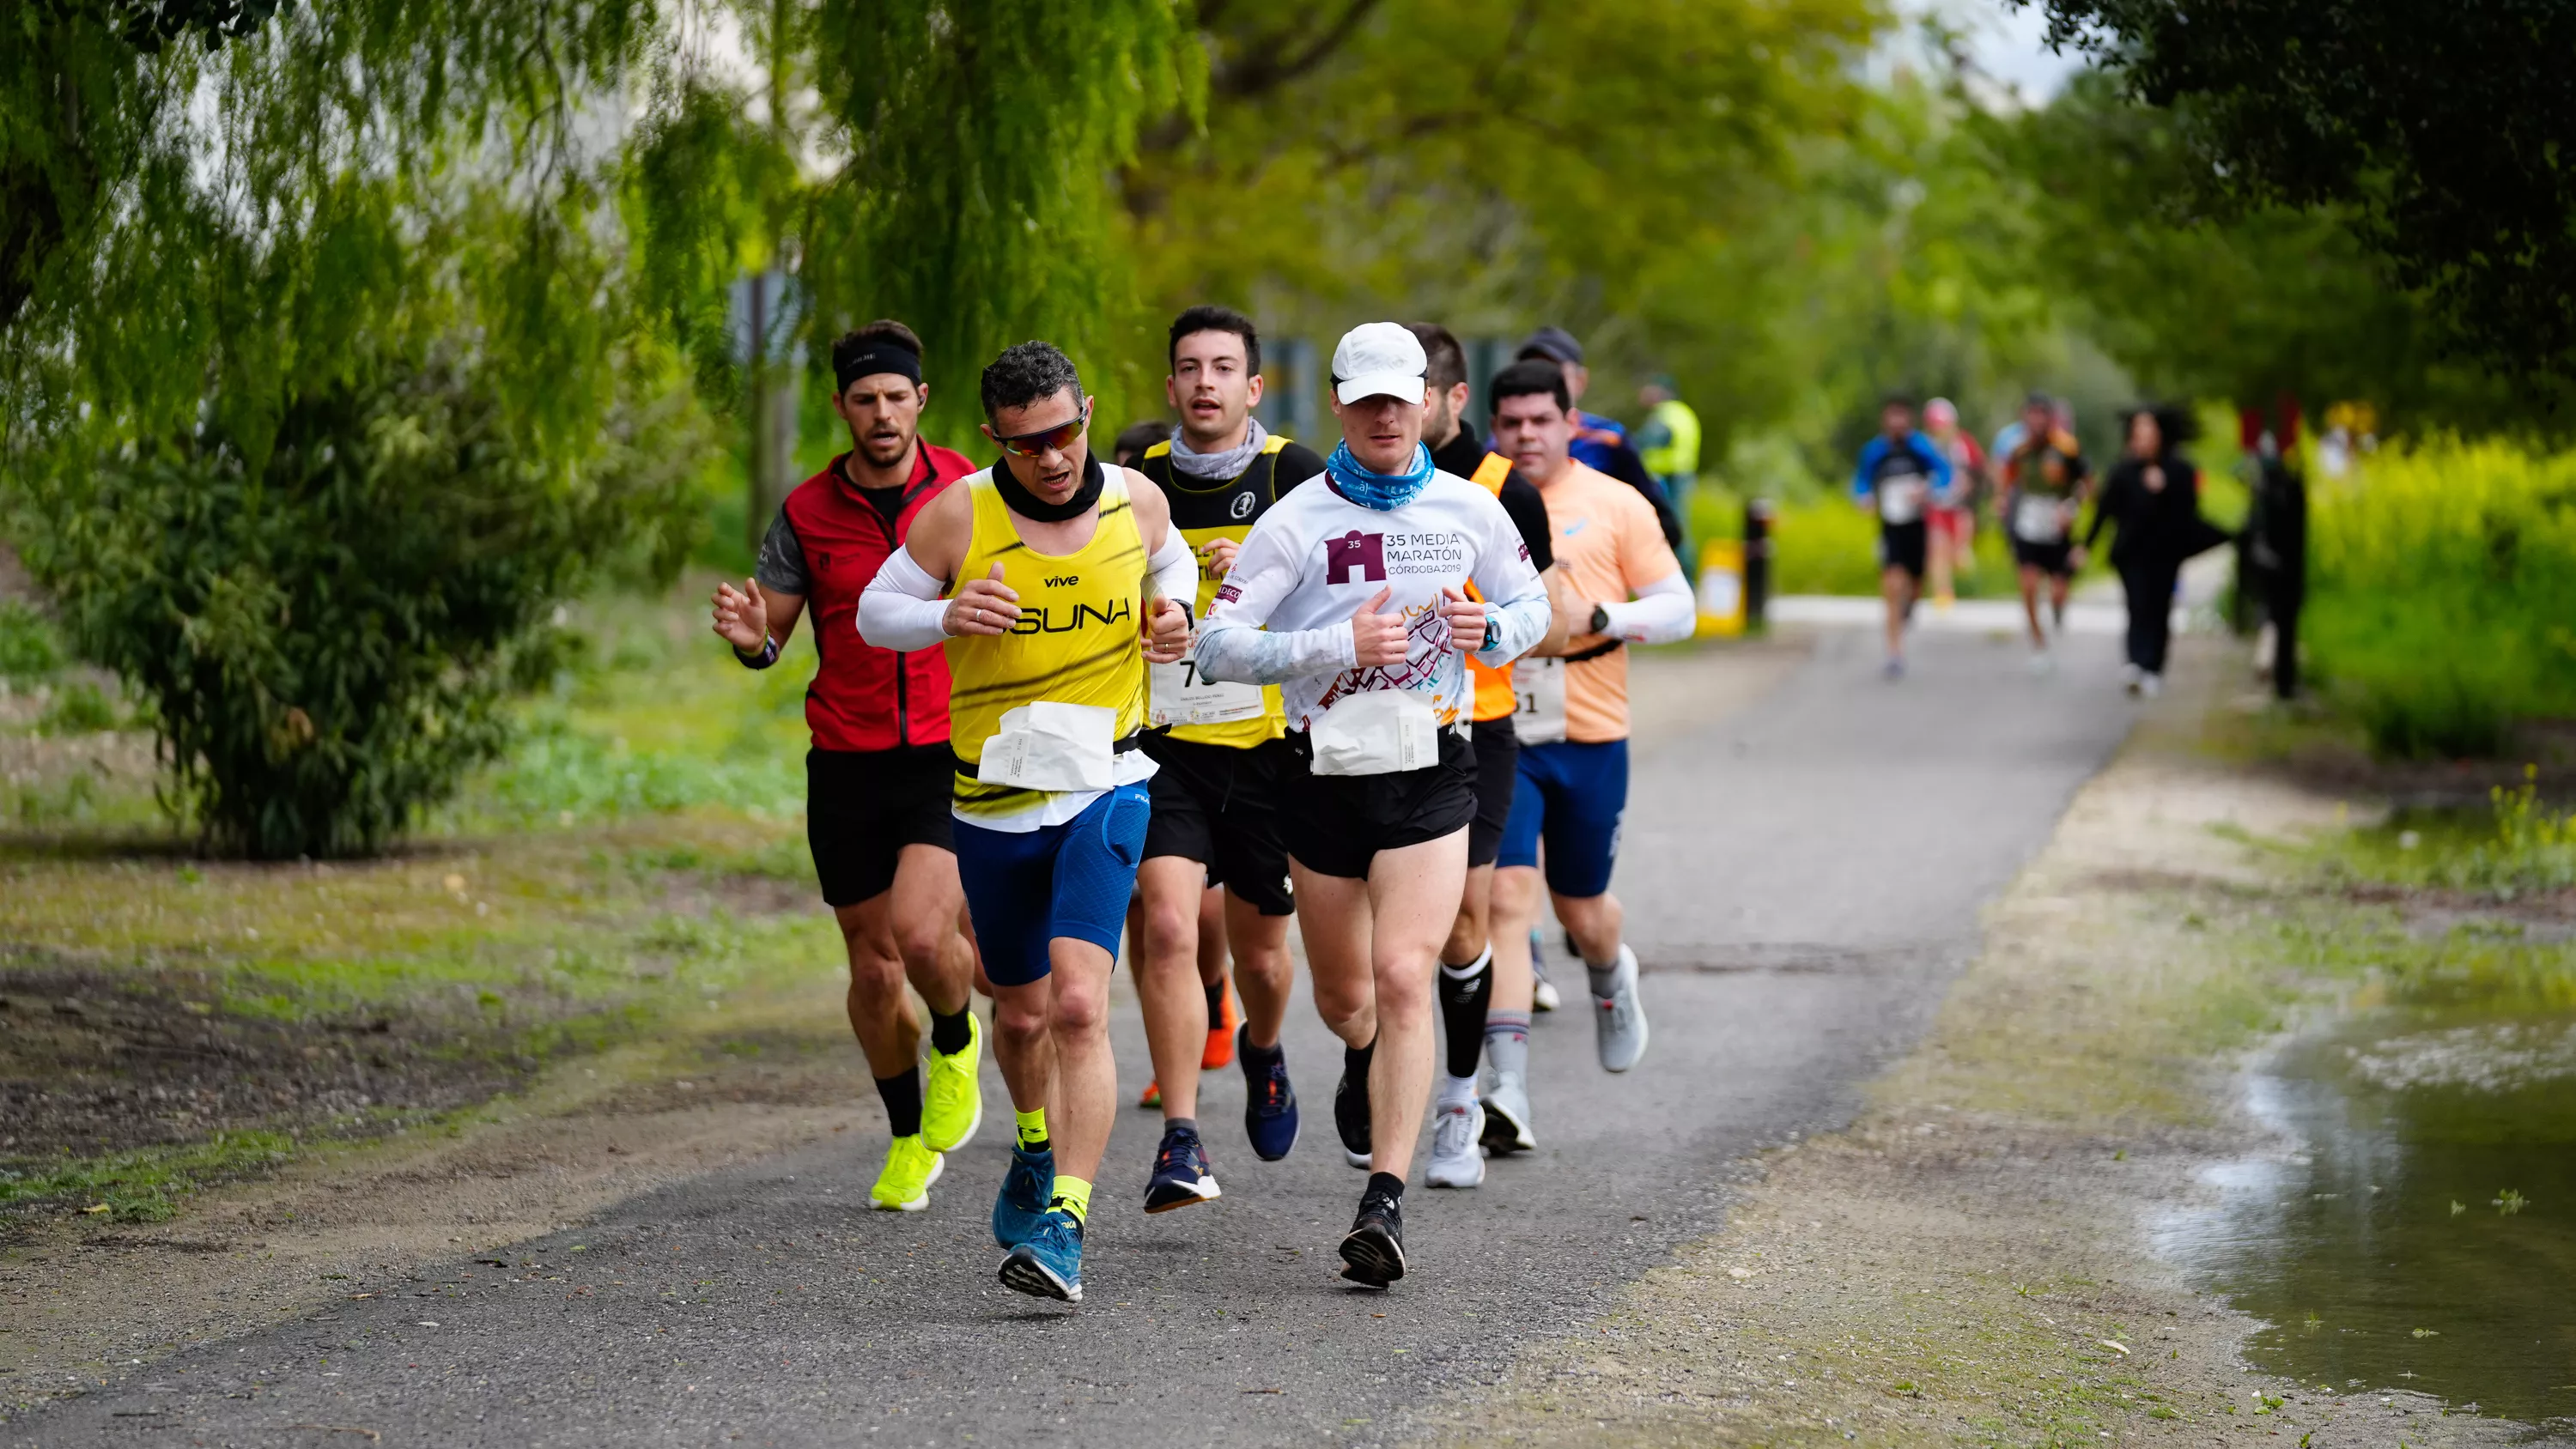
734, 634, 779, 670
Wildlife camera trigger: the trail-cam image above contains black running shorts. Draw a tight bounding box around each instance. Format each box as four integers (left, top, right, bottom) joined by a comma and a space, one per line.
2013, 537, 2075, 577
1878, 518, 1929, 581
1138, 732, 1296, 916
1467, 715, 1520, 869
1279, 725, 1477, 881
806, 744, 953, 908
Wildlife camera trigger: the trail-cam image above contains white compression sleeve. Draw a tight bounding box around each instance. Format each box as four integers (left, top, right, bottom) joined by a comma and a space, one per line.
1147, 527, 1200, 615
1194, 616, 1358, 685
856, 546, 951, 652
1597, 571, 1697, 646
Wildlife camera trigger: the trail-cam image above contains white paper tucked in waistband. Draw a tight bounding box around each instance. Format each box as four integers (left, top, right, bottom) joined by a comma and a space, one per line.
976, 701, 1117, 793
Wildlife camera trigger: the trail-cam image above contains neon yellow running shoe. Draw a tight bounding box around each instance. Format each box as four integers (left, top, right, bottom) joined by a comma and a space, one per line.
921, 1012, 985, 1153
871, 1135, 944, 1212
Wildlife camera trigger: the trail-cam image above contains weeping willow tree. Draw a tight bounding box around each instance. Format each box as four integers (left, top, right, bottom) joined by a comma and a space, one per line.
2, 3, 709, 857
629, 0, 1202, 452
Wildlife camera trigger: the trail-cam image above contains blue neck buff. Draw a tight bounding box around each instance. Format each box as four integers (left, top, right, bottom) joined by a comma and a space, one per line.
1325, 440, 1436, 512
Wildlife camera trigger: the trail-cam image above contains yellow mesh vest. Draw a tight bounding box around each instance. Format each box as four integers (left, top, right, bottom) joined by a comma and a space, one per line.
1139, 436, 1290, 749
945, 470, 1150, 822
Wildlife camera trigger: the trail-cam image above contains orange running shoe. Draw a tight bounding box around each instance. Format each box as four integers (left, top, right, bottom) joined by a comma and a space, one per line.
1201, 987, 1240, 1070
1138, 1078, 1163, 1109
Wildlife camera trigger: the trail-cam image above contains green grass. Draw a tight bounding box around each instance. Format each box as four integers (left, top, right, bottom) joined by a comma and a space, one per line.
2307, 770, 2576, 901
0, 1130, 301, 1222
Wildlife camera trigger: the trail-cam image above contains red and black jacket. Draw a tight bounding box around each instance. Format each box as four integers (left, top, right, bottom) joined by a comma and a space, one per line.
757, 442, 976, 752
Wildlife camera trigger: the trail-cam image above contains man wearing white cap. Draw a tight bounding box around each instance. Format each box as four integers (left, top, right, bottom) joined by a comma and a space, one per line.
1195, 323, 1552, 1288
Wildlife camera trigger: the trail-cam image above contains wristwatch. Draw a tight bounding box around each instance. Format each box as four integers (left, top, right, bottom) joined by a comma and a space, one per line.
1588, 603, 1611, 635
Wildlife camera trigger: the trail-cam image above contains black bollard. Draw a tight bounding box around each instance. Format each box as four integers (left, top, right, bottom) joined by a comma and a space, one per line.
1743, 496, 1773, 633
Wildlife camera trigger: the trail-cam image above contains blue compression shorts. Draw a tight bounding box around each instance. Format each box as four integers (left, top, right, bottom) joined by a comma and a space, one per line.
1495, 737, 1628, 899
952, 781, 1151, 987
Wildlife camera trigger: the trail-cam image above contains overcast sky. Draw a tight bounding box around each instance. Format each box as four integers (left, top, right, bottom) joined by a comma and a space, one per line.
1903, 0, 2092, 104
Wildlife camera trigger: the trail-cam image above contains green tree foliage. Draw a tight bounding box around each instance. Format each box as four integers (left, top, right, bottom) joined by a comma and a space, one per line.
2025, 0, 2576, 379
3, 2, 710, 857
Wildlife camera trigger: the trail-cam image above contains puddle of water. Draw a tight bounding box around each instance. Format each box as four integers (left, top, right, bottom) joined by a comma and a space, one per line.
2160, 1009, 2576, 1427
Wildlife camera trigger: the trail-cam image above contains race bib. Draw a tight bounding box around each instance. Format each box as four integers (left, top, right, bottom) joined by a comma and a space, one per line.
1309, 689, 1440, 776
2014, 494, 2068, 543
1148, 650, 1266, 728
975, 701, 1116, 793
1878, 479, 1924, 524
1513, 656, 1568, 745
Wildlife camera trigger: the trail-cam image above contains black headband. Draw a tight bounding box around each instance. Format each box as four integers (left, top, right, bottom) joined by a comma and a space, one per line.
835, 341, 922, 392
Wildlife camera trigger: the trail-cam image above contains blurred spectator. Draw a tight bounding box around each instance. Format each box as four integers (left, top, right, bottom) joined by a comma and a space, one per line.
1636, 374, 1702, 558
1510, 327, 1683, 548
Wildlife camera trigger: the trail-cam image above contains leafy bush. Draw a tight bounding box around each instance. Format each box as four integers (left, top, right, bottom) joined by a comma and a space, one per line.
0, 601, 65, 680
2306, 438, 2576, 757
25, 355, 707, 858
37, 680, 119, 735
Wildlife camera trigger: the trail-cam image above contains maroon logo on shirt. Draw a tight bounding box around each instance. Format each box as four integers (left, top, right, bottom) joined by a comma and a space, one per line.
1215, 582, 1242, 603
1324, 530, 1386, 585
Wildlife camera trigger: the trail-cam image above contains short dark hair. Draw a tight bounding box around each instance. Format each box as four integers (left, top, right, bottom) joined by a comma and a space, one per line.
834, 319, 922, 374
1487, 358, 1571, 416
1112, 420, 1171, 464
1168, 305, 1261, 375
1406, 323, 1467, 393
1880, 391, 1917, 413
981, 341, 1084, 421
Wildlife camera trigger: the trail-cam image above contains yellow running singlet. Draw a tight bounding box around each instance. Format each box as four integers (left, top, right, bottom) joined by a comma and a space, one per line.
945, 469, 1151, 823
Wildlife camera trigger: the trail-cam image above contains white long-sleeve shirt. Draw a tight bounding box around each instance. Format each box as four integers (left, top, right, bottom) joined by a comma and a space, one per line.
1194, 466, 1551, 731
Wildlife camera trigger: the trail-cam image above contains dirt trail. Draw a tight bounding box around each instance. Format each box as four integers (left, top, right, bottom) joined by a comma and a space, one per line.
1419, 640, 2542, 1448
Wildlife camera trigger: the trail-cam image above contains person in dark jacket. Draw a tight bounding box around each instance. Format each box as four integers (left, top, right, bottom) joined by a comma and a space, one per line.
2084, 404, 2228, 696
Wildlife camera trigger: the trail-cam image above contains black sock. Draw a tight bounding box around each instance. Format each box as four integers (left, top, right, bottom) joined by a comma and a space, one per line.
1437, 948, 1494, 1081
1343, 1035, 1376, 1084
1239, 1034, 1282, 1065
1203, 978, 1227, 1022
1365, 1171, 1406, 1203
928, 1005, 973, 1058
876, 1067, 924, 1139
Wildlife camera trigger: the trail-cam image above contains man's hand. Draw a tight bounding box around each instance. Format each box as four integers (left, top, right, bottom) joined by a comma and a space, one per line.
1351, 586, 1408, 667
713, 579, 771, 653
945, 563, 1021, 637
1436, 585, 1487, 652
1142, 597, 1191, 664
1199, 537, 1241, 578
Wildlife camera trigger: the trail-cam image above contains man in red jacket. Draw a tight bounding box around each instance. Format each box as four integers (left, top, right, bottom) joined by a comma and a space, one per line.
711, 320, 985, 1214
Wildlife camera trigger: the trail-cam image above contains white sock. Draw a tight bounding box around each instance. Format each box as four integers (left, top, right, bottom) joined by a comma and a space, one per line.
1439, 1072, 1477, 1105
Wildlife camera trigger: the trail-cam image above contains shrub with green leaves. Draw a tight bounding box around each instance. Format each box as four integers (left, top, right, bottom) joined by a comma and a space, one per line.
2307, 437, 2576, 758
28, 355, 703, 858
0, 600, 64, 681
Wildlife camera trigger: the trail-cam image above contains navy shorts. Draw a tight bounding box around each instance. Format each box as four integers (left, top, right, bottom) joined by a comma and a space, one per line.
1496, 738, 1628, 899
952, 781, 1151, 987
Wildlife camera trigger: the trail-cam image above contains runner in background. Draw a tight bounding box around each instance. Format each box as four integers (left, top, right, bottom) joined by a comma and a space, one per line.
1996, 391, 2090, 672
1921, 397, 1984, 610
1635, 375, 1701, 561
711, 320, 984, 1216
1849, 395, 1952, 681
1113, 421, 1171, 468
1484, 360, 1693, 1158
1409, 323, 1571, 1191
858, 341, 1197, 1303
1510, 328, 1685, 550
1125, 306, 1326, 1207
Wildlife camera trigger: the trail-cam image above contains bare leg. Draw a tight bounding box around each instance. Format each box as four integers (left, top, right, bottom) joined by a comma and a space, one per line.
888, 844, 970, 1016
1443, 862, 1495, 966
1486, 864, 1544, 1014
1552, 889, 1626, 967
832, 894, 919, 1078
1361, 831, 1468, 1178
1881, 566, 1912, 660
1039, 938, 1118, 1185
1224, 891, 1294, 1052
1195, 884, 1229, 990
1929, 518, 1955, 603
1133, 855, 1210, 1121
1297, 864, 1378, 1053
2019, 563, 2048, 648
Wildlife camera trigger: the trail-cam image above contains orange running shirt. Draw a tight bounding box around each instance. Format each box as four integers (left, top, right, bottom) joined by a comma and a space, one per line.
1540, 459, 1680, 743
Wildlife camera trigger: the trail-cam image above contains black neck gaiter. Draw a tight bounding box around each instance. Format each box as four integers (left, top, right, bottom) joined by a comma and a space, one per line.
993, 451, 1104, 523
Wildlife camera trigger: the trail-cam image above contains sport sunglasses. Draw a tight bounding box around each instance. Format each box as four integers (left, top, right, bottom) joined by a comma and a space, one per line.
991, 397, 1092, 458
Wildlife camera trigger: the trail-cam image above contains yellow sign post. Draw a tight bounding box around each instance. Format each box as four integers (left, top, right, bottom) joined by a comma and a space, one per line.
1696, 539, 1746, 637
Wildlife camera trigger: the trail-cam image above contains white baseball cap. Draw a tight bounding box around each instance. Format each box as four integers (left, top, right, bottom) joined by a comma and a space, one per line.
1331, 322, 1428, 405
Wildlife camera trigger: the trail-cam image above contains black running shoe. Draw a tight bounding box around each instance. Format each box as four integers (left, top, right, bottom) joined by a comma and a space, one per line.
1333, 1060, 1372, 1170
1338, 1187, 1406, 1287
1142, 1123, 1220, 1214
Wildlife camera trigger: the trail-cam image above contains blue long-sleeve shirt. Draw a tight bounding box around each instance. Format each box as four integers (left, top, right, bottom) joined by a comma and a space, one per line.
1851, 431, 1954, 503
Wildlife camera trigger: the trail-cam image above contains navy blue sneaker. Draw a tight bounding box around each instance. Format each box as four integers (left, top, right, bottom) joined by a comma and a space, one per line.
1334, 1058, 1372, 1170
998, 1210, 1084, 1303
1239, 1026, 1299, 1162
992, 1144, 1054, 1250
1143, 1123, 1221, 1213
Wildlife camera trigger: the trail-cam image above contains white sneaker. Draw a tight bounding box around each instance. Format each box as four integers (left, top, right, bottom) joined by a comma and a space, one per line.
1529, 933, 1561, 1013
1594, 943, 1650, 1073
2139, 671, 2163, 698
2027, 648, 2054, 676
1479, 1070, 1537, 1155
1425, 1098, 1486, 1188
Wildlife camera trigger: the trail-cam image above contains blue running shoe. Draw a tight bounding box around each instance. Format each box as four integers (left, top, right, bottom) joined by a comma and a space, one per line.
998, 1210, 1084, 1303
1144, 1123, 1220, 1214
993, 1144, 1054, 1250
1238, 1026, 1299, 1162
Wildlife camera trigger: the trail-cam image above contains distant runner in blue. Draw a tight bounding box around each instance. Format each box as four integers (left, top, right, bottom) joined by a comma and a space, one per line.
1850, 393, 1953, 680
